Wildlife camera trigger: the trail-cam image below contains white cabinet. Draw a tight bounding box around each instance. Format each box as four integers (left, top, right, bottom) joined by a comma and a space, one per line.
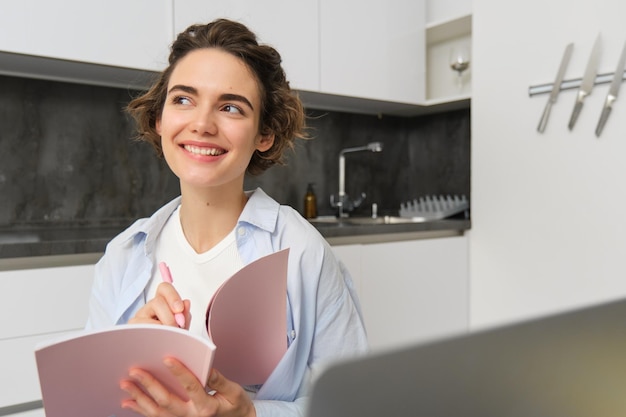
0, 0, 171, 71
319, 0, 426, 104
8, 410, 45, 417
173, 0, 319, 92
426, 0, 472, 25
426, 15, 472, 103
174, 0, 426, 107
0, 264, 94, 412
333, 235, 469, 352
0, 0, 443, 113
470, 0, 626, 329
425, 0, 472, 105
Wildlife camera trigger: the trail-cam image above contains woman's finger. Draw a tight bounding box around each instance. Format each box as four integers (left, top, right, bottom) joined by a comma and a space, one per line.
128, 297, 172, 326
163, 357, 214, 404
120, 376, 163, 416
156, 282, 186, 314
155, 282, 189, 327
121, 367, 186, 417
129, 286, 188, 327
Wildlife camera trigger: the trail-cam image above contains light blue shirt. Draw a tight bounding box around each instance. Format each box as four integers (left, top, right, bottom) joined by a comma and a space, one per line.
85, 188, 369, 417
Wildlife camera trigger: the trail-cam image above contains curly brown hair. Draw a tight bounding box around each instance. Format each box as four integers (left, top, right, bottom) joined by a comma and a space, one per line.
127, 18, 307, 175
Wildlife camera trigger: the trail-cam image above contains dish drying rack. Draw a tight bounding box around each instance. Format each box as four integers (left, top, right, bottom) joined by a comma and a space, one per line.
399, 195, 469, 221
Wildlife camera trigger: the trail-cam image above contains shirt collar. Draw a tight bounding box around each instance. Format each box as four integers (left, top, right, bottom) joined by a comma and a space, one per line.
119, 188, 279, 247
239, 188, 280, 233
120, 196, 181, 250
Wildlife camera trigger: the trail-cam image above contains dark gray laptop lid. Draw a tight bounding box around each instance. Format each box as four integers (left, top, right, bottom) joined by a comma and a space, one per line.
307, 298, 626, 417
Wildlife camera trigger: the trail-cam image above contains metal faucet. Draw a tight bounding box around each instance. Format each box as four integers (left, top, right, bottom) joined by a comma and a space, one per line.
330, 141, 383, 218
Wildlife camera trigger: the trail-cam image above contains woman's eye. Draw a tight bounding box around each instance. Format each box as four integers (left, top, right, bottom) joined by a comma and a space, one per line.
222, 104, 243, 115
172, 96, 192, 105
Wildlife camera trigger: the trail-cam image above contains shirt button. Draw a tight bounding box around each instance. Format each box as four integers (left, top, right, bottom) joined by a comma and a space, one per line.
237, 227, 246, 236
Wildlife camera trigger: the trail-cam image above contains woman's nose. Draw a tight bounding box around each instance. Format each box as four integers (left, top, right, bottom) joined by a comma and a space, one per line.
189, 107, 217, 135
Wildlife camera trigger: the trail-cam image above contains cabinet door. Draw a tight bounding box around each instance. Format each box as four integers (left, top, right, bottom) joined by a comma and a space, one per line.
0, 264, 94, 409
359, 237, 468, 351
9, 410, 45, 417
319, 0, 426, 104
173, 0, 319, 92
0, 0, 171, 71
426, 0, 472, 24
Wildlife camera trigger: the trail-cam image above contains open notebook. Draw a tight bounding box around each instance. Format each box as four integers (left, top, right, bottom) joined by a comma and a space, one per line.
307, 296, 626, 417
36, 248, 289, 417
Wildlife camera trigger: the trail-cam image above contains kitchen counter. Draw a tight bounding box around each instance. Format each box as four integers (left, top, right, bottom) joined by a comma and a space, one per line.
0, 225, 127, 260
0, 218, 471, 263
313, 218, 470, 245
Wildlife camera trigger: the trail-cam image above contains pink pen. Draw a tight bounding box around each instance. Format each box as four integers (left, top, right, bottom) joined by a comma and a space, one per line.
158, 262, 186, 328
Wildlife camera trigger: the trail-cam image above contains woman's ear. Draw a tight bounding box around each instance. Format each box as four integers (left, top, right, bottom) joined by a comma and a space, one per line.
156, 118, 162, 135
256, 133, 275, 152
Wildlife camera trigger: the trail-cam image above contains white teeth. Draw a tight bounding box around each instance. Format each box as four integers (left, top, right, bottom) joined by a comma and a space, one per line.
184, 145, 225, 156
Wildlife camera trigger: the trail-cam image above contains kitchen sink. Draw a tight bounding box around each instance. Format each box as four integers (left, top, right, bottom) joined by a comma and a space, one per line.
344, 215, 426, 225
309, 215, 426, 226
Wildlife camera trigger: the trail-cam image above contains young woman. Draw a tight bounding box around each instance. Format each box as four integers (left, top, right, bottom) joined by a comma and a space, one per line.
85, 19, 368, 417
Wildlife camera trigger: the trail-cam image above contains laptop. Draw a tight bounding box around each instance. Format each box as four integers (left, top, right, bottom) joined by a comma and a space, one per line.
307, 297, 626, 417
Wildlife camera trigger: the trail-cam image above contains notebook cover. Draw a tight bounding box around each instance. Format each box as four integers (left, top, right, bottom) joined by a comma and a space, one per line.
207, 248, 289, 385
35, 324, 215, 417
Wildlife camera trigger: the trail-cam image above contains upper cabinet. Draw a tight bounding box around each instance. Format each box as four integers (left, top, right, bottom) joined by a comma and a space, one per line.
319, 0, 426, 105
174, 0, 427, 114
0, 0, 171, 71
426, 0, 471, 25
0, 0, 469, 114
425, 0, 472, 105
173, 0, 320, 93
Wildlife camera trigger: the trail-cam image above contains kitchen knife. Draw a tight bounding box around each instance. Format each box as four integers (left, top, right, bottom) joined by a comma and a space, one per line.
538, 43, 574, 133
595, 40, 626, 137
568, 34, 601, 130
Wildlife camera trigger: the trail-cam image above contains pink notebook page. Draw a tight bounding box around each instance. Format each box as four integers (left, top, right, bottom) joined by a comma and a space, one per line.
207, 248, 289, 385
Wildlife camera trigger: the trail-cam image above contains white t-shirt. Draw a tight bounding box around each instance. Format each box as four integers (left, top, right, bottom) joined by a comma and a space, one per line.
146, 206, 244, 338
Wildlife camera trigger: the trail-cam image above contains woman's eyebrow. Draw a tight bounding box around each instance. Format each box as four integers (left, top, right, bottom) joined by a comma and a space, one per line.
167, 84, 197, 95
166, 86, 254, 111
220, 93, 254, 111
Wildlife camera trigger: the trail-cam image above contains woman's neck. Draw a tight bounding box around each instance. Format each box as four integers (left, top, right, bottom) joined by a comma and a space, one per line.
178, 184, 248, 254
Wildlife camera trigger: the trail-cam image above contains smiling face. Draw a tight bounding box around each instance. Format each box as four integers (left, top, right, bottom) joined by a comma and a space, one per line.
156, 48, 274, 192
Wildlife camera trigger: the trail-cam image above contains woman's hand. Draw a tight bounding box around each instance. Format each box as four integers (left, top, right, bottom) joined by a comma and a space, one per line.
120, 357, 256, 417
129, 282, 191, 329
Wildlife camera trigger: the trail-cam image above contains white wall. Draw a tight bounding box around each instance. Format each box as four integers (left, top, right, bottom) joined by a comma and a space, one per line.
471, 0, 626, 329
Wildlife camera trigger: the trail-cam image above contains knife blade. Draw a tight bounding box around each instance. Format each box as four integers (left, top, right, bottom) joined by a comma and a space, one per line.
538, 43, 574, 133
595, 40, 626, 137
568, 34, 601, 130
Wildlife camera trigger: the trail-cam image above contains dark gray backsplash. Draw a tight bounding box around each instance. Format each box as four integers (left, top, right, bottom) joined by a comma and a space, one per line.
251, 108, 471, 217
0, 74, 469, 229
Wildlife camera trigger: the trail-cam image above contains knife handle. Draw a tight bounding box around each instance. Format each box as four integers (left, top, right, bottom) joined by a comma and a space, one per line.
537, 100, 553, 133
595, 106, 612, 137
568, 100, 584, 130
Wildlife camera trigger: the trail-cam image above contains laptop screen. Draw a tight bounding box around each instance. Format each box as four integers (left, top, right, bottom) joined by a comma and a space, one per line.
306, 298, 626, 417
